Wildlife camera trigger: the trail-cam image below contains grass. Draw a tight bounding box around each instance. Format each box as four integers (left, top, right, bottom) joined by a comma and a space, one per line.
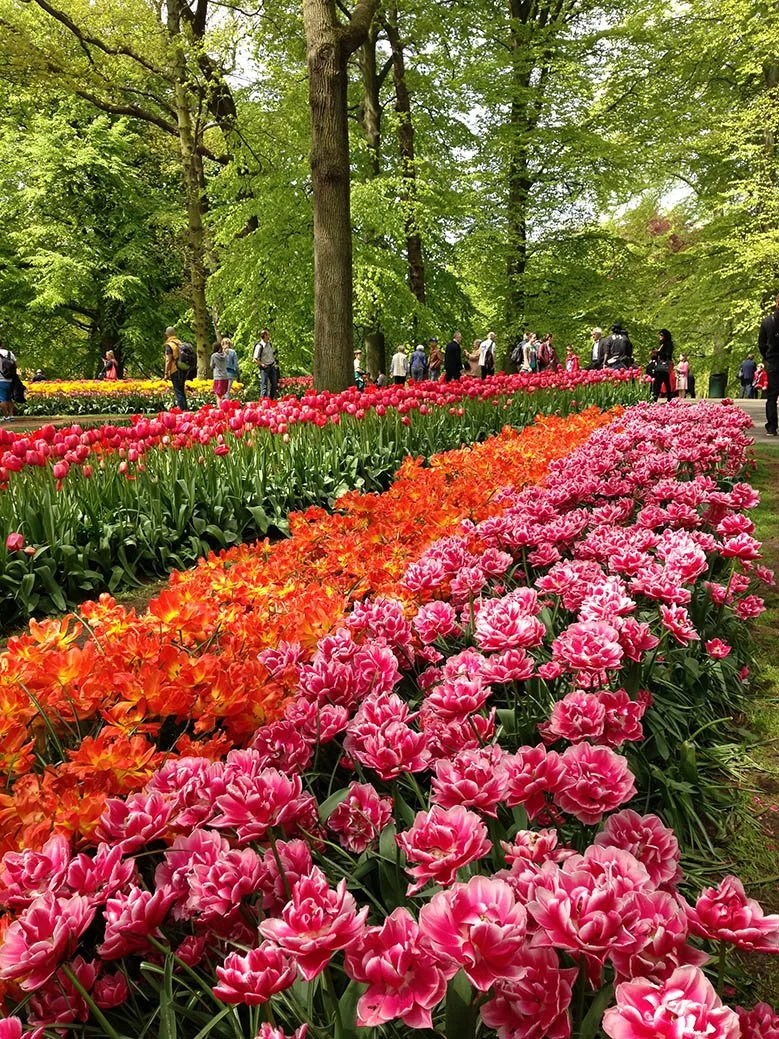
729, 444, 779, 1003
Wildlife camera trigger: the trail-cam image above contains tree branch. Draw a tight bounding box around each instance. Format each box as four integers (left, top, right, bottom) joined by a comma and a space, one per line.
342, 0, 380, 55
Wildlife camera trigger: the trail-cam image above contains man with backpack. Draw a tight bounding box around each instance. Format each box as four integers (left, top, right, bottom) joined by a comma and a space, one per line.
163, 327, 194, 410
0, 342, 17, 421
601, 323, 634, 370
758, 291, 779, 436
253, 329, 278, 399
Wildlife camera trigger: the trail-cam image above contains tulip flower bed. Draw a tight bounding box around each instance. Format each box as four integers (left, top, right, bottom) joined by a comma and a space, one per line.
0, 408, 610, 853
22, 379, 247, 416
0, 399, 777, 1039
0, 369, 639, 626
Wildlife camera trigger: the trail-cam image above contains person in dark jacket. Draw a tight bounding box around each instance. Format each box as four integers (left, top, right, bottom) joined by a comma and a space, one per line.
444, 332, 464, 382
652, 329, 674, 401
758, 292, 779, 435
601, 323, 634, 370
738, 355, 758, 398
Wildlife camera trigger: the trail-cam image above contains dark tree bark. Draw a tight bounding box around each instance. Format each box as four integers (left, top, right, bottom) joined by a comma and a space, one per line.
303, 0, 381, 392
384, 4, 425, 307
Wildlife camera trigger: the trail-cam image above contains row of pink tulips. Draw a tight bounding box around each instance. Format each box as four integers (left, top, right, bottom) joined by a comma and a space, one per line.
0, 399, 774, 1039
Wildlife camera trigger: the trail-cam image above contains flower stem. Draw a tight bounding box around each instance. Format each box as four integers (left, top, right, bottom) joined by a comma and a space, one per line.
61, 964, 123, 1039
717, 940, 728, 997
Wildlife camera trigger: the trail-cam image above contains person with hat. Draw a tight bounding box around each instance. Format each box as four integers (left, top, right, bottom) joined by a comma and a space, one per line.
601, 323, 634, 370
428, 337, 443, 381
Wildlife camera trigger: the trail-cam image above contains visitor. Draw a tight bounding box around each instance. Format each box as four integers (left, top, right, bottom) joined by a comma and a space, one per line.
428, 338, 443, 381
466, 340, 482, 377
510, 334, 527, 368
376, 371, 388, 387
31, 369, 46, 383
758, 291, 779, 436
537, 333, 554, 372
521, 333, 538, 373
102, 350, 119, 381
390, 344, 409, 385
0, 341, 17, 421
163, 326, 188, 411
210, 340, 229, 399
676, 353, 690, 399
354, 349, 366, 390
602, 323, 634, 370
223, 338, 240, 397
755, 363, 768, 398
253, 329, 278, 399
738, 354, 757, 398
444, 332, 464, 382
479, 331, 497, 378
565, 346, 580, 373
652, 328, 674, 401
588, 327, 604, 369
410, 344, 428, 382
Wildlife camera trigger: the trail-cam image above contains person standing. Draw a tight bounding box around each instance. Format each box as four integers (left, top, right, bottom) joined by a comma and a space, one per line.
466, 340, 481, 377
102, 350, 119, 381
410, 344, 428, 382
253, 329, 278, 399
565, 346, 580, 373
521, 333, 538, 372
588, 327, 604, 370
738, 354, 757, 398
444, 332, 464, 382
210, 340, 230, 399
354, 349, 366, 390
755, 363, 768, 398
0, 342, 18, 421
428, 338, 443, 381
479, 331, 497, 378
652, 329, 674, 401
676, 354, 690, 399
163, 326, 188, 411
602, 323, 634, 370
223, 338, 240, 397
758, 291, 779, 435
390, 345, 409, 384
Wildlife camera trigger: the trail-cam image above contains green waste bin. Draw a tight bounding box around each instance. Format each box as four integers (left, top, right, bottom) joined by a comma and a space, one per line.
708, 372, 727, 398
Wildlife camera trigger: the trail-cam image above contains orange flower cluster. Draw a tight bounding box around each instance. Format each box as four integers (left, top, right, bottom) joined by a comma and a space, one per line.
0, 408, 614, 852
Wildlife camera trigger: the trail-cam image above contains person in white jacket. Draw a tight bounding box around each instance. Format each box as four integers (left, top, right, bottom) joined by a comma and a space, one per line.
390, 346, 409, 385
479, 332, 497, 378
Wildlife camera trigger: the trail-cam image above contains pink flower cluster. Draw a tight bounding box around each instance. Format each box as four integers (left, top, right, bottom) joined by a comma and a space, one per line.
0, 399, 776, 1038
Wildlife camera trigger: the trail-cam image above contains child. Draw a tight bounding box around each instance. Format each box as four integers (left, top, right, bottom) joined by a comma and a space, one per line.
676, 354, 689, 399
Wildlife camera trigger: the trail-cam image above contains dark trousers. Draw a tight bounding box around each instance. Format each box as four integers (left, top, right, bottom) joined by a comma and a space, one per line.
766, 363, 779, 433
170, 369, 188, 410
393, 375, 406, 385
653, 370, 672, 400
445, 371, 460, 382
261, 365, 278, 399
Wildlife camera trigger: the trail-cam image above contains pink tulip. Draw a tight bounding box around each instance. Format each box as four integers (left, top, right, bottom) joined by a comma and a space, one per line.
212, 768, 318, 843
687, 875, 779, 951
213, 941, 297, 1006
419, 876, 528, 990
396, 805, 491, 894
609, 890, 709, 981
480, 947, 578, 1039
327, 782, 393, 853
552, 620, 624, 672
553, 742, 637, 824
5, 532, 24, 551
0, 893, 95, 991
258, 839, 314, 914
504, 744, 565, 819
95, 789, 174, 854
0, 834, 71, 909
413, 600, 460, 644
473, 589, 545, 651
540, 690, 606, 744
344, 907, 447, 1028
602, 966, 740, 1039
253, 1026, 307, 1039
595, 809, 680, 888
98, 885, 177, 959
431, 745, 508, 815
259, 867, 368, 980
736, 1003, 779, 1039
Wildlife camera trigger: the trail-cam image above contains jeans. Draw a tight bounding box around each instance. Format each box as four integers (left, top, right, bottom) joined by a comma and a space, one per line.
411, 368, 425, 382
261, 365, 278, 399
170, 369, 188, 410
430, 369, 440, 382
766, 363, 779, 433
740, 381, 755, 399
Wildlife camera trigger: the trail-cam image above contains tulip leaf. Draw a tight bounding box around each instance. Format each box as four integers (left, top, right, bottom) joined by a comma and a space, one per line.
579, 981, 614, 1039
159, 953, 177, 1039
318, 786, 350, 822
445, 970, 477, 1039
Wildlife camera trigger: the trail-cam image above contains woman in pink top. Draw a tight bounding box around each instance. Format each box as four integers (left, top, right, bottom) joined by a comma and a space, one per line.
676, 354, 689, 399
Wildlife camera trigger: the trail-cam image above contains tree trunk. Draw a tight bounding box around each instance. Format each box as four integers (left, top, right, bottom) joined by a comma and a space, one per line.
359, 25, 382, 177
303, 0, 380, 392
364, 330, 385, 379
385, 5, 425, 307
168, 5, 211, 378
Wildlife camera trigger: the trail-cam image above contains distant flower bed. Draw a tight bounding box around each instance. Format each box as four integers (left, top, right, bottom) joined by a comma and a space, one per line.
0, 399, 775, 1038
22, 378, 246, 415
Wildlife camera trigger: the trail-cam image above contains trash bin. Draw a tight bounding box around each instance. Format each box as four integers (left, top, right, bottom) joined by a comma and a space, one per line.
708, 372, 727, 398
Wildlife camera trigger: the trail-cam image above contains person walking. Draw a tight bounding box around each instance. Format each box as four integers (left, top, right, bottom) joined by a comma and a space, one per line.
390, 344, 409, 385
444, 332, 464, 382
755, 363, 768, 398
223, 338, 240, 397
758, 291, 779, 435
102, 350, 119, 381
428, 338, 443, 381
410, 344, 428, 382
537, 333, 553, 372
163, 326, 189, 411
479, 332, 497, 378
602, 323, 634, 370
521, 333, 538, 373
652, 329, 674, 401
565, 346, 580, 373
588, 328, 604, 370
210, 340, 230, 399
738, 354, 757, 398
253, 329, 278, 399
0, 342, 18, 421
676, 354, 690, 399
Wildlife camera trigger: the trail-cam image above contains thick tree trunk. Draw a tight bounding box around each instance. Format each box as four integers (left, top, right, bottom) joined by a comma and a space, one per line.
385, 5, 425, 307
303, 0, 380, 392
506, 108, 530, 344
364, 331, 386, 379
